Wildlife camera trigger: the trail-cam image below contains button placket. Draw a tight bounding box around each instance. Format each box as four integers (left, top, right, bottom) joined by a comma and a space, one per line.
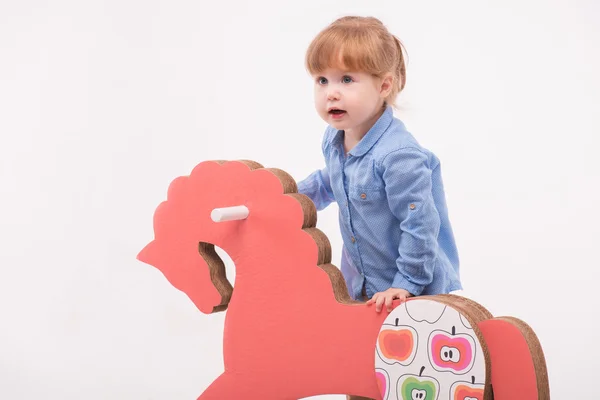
338, 144, 365, 276
340, 145, 354, 234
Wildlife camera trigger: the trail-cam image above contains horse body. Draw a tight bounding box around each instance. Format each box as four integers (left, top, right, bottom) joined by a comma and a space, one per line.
220, 294, 386, 398
211, 210, 389, 398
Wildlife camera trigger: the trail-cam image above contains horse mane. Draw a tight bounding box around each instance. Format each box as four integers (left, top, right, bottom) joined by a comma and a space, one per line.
198, 159, 360, 313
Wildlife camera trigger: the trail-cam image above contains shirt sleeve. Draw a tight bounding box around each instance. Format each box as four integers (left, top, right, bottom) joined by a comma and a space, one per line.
380, 147, 441, 296
297, 125, 337, 211
297, 166, 336, 211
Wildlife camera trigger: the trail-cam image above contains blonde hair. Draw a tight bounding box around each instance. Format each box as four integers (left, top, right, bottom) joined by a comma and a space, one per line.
305, 16, 407, 108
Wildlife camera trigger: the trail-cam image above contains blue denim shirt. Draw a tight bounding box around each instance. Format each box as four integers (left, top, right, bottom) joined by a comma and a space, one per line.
297, 106, 462, 300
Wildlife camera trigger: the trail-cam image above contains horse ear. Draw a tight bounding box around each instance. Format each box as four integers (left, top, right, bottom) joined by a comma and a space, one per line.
137, 240, 158, 267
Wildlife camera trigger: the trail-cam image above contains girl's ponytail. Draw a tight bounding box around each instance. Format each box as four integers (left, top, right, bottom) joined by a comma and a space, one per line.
393, 35, 407, 94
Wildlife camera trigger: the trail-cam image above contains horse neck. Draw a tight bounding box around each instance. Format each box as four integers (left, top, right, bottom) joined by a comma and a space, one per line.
223, 235, 320, 298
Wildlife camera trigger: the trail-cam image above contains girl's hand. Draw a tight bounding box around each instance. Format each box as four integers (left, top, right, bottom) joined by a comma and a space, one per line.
366, 288, 413, 312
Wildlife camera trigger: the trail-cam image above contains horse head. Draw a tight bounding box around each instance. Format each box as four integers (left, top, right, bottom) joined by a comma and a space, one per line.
136, 159, 331, 314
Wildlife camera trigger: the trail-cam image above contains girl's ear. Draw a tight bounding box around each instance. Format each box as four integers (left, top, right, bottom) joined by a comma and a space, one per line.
379, 73, 394, 98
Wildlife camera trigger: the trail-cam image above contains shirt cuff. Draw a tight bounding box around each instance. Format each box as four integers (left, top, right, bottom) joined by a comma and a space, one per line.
297, 179, 308, 194
392, 272, 425, 296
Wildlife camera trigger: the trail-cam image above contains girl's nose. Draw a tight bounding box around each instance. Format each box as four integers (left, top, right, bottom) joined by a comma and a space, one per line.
327, 88, 340, 100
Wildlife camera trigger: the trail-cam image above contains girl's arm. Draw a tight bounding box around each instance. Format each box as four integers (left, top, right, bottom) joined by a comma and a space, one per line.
380, 148, 441, 296
297, 166, 336, 211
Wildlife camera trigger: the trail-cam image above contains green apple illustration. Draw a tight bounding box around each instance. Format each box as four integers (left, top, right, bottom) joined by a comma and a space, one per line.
397, 366, 440, 400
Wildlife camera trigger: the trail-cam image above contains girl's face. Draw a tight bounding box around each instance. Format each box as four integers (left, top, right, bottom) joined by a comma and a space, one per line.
312, 67, 391, 136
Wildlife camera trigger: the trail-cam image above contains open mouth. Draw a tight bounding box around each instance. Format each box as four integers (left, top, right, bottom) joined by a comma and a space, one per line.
328, 108, 347, 117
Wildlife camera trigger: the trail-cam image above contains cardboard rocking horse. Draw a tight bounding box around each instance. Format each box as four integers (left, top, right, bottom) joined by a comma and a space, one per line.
137, 160, 550, 400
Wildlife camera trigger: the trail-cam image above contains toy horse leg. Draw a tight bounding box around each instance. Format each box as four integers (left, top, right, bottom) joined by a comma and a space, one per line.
478, 317, 550, 400
197, 372, 285, 400
196, 373, 253, 400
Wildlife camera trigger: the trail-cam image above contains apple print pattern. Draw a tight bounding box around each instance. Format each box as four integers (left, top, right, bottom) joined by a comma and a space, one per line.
376, 320, 418, 366
376, 368, 391, 400
428, 325, 476, 374
375, 299, 486, 400
450, 376, 485, 400
397, 366, 440, 400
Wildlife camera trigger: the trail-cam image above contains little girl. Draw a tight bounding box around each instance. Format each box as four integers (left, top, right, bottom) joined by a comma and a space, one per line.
298, 16, 462, 314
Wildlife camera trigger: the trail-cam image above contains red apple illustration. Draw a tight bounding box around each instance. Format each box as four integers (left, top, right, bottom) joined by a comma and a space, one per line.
450, 375, 485, 400
376, 324, 418, 366
428, 326, 476, 374
396, 366, 440, 400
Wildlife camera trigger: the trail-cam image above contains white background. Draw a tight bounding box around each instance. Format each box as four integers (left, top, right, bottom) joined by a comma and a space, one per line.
1, 0, 598, 398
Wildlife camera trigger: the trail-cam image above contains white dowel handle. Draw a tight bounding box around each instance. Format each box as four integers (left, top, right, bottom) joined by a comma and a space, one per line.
211, 205, 249, 222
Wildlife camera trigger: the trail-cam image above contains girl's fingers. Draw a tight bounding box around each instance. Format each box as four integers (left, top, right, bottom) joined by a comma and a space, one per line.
385, 295, 394, 311
366, 293, 378, 305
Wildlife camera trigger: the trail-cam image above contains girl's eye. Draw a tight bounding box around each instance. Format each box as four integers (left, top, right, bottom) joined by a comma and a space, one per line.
317, 77, 327, 85
342, 76, 353, 83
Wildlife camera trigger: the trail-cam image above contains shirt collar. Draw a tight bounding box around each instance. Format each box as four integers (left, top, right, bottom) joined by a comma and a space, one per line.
330, 105, 394, 157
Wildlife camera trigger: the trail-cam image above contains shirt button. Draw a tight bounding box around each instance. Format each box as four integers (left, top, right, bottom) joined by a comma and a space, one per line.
360, 193, 366, 199
409, 203, 416, 210
351, 236, 356, 243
